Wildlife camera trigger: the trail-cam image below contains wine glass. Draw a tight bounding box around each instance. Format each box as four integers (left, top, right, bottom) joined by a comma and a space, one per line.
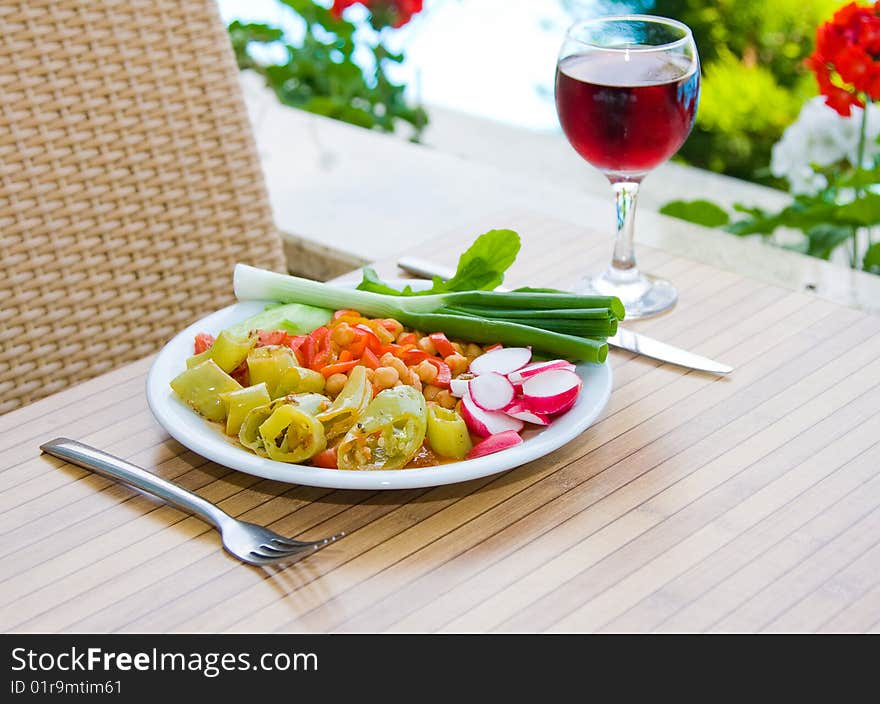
555, 15, 700, 318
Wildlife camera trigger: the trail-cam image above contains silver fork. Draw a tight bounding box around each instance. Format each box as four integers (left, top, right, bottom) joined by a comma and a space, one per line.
40, 438, 343, 566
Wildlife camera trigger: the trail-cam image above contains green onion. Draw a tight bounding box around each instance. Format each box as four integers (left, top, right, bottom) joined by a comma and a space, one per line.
233, 264, 616, 363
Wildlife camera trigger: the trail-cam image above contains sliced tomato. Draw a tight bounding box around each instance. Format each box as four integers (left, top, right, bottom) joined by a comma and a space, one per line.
320, 360, 359, 377
303, 326, 329, 368
257, 330, 290, 347
429, 332, 456, 358
193, 333, 215, 355
310, 348, 332, 371
299, 336, 314, 367
287, 334, 307, 351
311, 448, 338, 469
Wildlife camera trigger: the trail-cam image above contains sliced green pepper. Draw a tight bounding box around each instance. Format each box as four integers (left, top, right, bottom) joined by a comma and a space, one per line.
239, 404, 274, 454
316, 365, 372, 441
258, 404, 326, 463
273, 366, 325, 398
185, 330, 257, 373
278, 392, 331, 417
426, 405, 472, 460
247, 346, 296, 396
337, 385, 427, 470
238, 394, 330, 454
220, 383, 271, 437
170, 360, 241, 422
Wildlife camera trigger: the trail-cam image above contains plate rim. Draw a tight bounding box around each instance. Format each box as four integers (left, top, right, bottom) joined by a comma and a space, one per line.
146, 287, 612, 490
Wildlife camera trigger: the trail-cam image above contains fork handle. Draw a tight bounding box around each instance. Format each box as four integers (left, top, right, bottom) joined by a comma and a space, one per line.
40, 438, 230, 528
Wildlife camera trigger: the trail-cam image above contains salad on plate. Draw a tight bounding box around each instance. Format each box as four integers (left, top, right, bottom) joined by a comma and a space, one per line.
167, 230, 623, 471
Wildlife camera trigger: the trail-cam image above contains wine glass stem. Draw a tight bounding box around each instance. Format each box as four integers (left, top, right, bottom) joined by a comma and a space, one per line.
610, 180, 641, 279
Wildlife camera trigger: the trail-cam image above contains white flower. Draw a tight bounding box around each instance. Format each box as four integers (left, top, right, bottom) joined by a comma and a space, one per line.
771, 97, 880, 195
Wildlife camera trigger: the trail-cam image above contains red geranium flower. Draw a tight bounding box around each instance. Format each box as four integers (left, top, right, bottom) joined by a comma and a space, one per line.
331, 0, 423, 28
808, 1, 880, 115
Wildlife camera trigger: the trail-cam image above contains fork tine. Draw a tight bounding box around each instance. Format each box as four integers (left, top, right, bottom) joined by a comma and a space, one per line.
269, 532, 344, 549
257, 543, 314, 556
248, 546, 311, 562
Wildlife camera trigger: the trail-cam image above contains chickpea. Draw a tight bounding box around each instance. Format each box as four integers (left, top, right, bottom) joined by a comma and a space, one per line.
423, 384, 441, 401
465, 343, 483, 359
418, 336, 436, 355
380, 352, 397, 366
374, 365, 400, 390
383, 319, 404, 338
451, 342, 464, 355
407, 369, 423, 391
389, 357, 409, 379
330, 323, 356, 347
364, 367, 376, 383
414, 359, 438, 384
444, 353, 469, 376
436, 390, 456, 409
325, 373, 348, 397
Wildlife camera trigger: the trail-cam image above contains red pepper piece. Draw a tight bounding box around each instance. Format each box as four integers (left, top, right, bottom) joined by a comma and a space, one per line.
401, 348, 431, 366
429, 332, 456, 358
361, 348, 380, 369
320, 360, 360, 377
354, 324, 383, 353
311, 448, 339, 469
426, 358, 451, 388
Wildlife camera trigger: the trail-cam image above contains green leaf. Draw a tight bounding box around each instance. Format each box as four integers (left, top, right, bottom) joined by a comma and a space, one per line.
357, 229, 521, 296
659, 199, 730, 228
834, 165, 880, 189
832, 193, 880, 227
357, 267, 420, 296
440, 229, 521, 293
804, 225, 854, 260
864, 242, 880, 273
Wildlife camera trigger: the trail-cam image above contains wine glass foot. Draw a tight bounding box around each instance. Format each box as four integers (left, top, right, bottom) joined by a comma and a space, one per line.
575, 270, 677, 319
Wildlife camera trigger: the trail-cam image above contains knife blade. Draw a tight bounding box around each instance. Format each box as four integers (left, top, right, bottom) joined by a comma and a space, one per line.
396, 256, 733, 375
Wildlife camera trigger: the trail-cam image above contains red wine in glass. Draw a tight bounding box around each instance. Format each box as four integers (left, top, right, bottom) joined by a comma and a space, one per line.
555, 50, 699, 177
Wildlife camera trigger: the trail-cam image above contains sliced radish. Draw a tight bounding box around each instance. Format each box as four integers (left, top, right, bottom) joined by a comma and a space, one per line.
548, 393, 578, 416
460, 392, 524, 437
469, 372, 515, 411
449, 378, 470, 398
467, 430, 523, 459
469, 346, 531, 376
508, 359, 576, 385
503, 400, 551, 426
522, 369, 582, 415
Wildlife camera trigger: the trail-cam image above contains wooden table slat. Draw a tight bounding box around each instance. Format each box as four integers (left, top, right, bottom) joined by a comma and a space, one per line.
1, 210, 879, 633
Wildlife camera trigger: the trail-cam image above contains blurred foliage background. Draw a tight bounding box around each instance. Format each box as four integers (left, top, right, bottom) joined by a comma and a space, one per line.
627, 0, 845, 185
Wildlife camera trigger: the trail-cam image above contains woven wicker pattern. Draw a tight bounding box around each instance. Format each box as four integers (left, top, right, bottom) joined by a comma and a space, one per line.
0, 0, 285, 414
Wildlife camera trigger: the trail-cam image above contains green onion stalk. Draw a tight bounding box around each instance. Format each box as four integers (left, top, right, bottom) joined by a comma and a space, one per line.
233, 264, 622, 363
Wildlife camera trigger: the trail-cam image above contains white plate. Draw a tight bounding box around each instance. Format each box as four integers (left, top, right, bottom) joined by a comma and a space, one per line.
146, 281, 612, 490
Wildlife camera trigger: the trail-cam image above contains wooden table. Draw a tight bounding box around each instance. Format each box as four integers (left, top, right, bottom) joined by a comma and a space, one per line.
2, 210, 880, 633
